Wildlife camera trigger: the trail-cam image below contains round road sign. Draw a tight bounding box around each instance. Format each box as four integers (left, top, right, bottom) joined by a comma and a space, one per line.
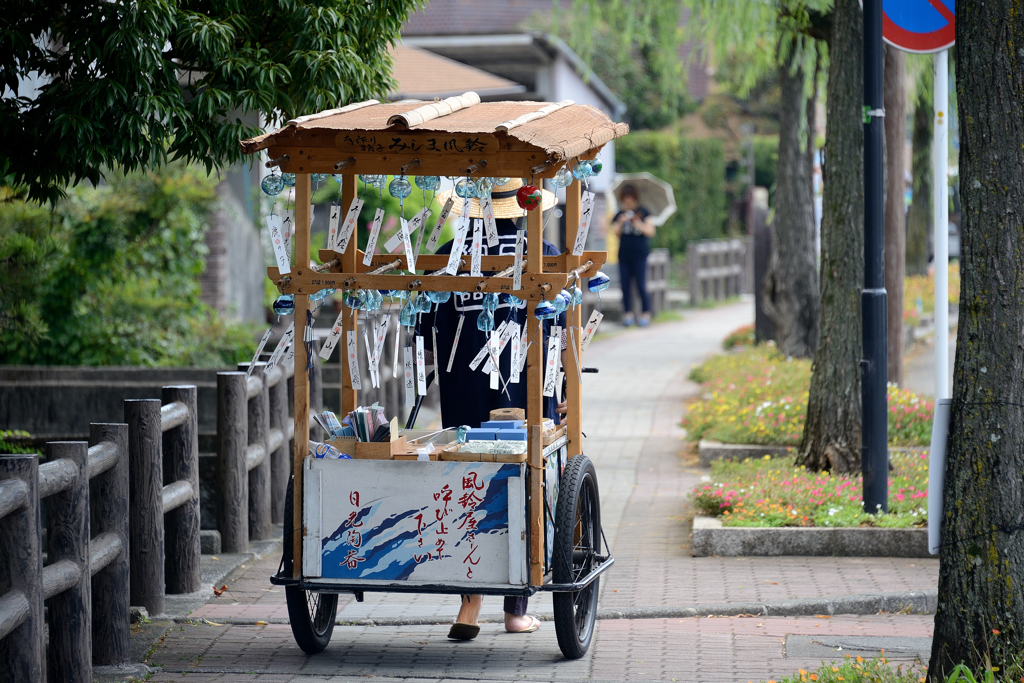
883, 0, 955, 53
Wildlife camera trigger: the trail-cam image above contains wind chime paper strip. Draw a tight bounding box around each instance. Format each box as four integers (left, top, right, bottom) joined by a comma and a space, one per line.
337, 198, 363, 254
481, 195, 499, 247
384, 214, 417, 253
411, 206, 432, 259
401, 217, 417, 272
327, 204, 341, 251
247, 327, 275, 377
282, 209, 294, 255
543, 326, 561, 397
580, 310, 603, 352
392, 322, 402, 378
513, 229, 524, 290
431, 326, 441, 392
447, 314, 465, 373
470, 320, 509, 371
572, 191, 595, 256
470, 219, 483, 277
482, 321, 516, 373
488, 331, 500, 390
346, 331, 362, 390
266, 214, 291, 275
509, 322, 522, 384
403, 346, 415, 407
363, 208, 386, 266
445, 218, 470, 275
319, 309, 347, 361
427, 197, 455, 252
416, 336, 427, 395
364, 328, 377, 388
265, 322, 295, 374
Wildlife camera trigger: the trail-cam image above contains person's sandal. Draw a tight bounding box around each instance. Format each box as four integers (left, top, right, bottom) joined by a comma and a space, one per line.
447, 622, 481, 640
506, 615, 541, 633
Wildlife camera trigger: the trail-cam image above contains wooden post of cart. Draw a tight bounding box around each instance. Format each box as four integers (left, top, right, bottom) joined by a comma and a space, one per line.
244, 93, 626, 659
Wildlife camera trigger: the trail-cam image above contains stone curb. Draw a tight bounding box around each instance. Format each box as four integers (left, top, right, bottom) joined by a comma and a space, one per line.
177, 590, 937, 627
698, 440, 792, 467
692, 515, 931, 557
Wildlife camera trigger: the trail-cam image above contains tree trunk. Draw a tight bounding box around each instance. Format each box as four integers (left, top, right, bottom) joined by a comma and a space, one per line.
762, 35, 820, 358
928, 6, 1024, 678
798, 0, 863, 474
883, 46, 906, 385
906, 70, 932, 277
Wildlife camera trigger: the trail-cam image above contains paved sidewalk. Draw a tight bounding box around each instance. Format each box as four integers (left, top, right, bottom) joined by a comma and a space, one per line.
139, 302, 940, 682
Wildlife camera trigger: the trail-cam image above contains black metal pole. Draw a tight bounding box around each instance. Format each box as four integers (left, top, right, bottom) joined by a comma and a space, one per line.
862, 0, 889, 513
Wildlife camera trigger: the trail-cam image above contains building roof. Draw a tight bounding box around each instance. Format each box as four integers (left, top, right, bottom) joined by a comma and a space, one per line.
403, 0, 560, 36
388, 43, 525, 100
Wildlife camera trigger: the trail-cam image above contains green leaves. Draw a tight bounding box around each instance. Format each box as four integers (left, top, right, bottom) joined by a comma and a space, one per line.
1, 0, 424, 203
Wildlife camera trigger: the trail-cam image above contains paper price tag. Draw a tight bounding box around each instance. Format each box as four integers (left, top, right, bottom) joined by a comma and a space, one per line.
346, 331, 362, 390
265, 322, 295, 374
327, 204, 341, 251
543, 326, 561, 397
470, 320, 508, 371
445, 219, 470, 275
513, 229, 524, 290
572, 191, 596, 256
483, 320, 516, 373
266, 215, 291, 275
416, 336, 427, 395
337, 198, 363, 254
580, 310, 604, 352
480, 195, 499, 247
319, 308, 346, 361
470, 219, 483, 277
401, 217, 417, 272
403, 346, 415, 407
247, 327, 275, 377
427, 197, 455, 252
488, 332, 500, 390
447, 314, 465, 372
509, 322, 522, 384
363, 208, 386, 266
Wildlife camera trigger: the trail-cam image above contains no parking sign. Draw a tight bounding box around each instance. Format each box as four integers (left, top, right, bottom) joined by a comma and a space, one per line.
883, 0, 955, 53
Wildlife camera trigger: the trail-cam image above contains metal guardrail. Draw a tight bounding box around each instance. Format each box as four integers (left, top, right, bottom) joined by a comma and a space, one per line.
0, 422, 130, 679
687, 238, 750, 305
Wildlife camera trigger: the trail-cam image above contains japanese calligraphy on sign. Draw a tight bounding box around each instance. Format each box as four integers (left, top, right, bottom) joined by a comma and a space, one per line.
335, 133, 498, 156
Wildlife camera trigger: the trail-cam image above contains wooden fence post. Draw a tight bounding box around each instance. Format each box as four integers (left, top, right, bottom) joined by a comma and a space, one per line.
268, 368, 289, 525
217, 372, 248, 553
89, 423, 129, 666
45, 441, 92, 683
239, 363, 270, 541
162, 386, 200, 594
0, 453, 44, 680
125, 398, 165, 616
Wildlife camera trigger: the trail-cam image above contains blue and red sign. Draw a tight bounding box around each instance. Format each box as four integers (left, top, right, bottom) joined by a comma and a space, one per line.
883, 0, 955, 53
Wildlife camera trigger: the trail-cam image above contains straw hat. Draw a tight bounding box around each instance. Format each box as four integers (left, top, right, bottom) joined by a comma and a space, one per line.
435, 178, 557, 219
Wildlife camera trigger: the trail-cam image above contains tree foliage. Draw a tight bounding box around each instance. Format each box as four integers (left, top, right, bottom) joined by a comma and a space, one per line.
0, 0, 423, 203
0, 165, 257, 366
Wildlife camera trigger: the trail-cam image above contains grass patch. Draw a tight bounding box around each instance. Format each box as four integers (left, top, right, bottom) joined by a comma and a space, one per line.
691, 450, 929, 527
683, 346, 934, 447
767, 655, 925, 682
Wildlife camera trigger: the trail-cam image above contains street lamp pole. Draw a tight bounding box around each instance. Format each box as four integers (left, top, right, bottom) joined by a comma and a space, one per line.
862, 0, 889, 514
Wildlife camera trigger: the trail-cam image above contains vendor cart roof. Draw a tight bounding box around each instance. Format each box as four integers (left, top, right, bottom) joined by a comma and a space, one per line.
240, 92, 628, 178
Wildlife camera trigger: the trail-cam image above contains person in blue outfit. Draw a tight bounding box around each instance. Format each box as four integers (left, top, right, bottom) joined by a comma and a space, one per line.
612, 184, 656, 327
419, 179, 565, 641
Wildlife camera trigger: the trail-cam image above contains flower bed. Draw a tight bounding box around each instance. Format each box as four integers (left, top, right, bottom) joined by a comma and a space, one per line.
691, 452, 929, 528
722, 323, 755, 349
904, 262, 961, 328
767, 655, 925, 683
683, 347, 934, 447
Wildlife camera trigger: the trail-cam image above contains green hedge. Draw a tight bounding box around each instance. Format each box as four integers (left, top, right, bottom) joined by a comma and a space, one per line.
615, 131, 727, 255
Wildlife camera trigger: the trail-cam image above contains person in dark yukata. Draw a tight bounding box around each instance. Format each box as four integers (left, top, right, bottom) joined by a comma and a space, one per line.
419, 179, 567, 641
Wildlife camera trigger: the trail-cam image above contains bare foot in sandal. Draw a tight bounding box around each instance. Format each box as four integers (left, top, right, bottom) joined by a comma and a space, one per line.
505, 613, 541, 633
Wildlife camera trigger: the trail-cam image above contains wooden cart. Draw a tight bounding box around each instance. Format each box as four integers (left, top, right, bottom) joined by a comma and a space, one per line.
240, 94, 628, 659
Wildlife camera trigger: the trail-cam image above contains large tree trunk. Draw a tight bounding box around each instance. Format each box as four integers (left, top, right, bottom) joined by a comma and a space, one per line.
883, 46, 906, 385
928, 6, 1024, 678
906, 70, 932, 277
798, 0, 863, 474
762, 35, 820, 358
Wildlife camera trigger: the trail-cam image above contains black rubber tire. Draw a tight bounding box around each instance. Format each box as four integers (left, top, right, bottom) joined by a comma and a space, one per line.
551, 455, 602, 660
282, 478, 338, 654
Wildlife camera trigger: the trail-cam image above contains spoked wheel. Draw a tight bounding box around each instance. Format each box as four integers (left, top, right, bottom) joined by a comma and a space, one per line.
552, 455, 602, 660
282, 478, 338, 654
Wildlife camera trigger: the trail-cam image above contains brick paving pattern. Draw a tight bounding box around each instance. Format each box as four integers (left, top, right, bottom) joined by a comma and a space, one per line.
145, 303, 941, 682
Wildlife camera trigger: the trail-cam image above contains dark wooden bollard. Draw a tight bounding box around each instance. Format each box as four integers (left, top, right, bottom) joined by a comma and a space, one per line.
46, 441, 92, 683
239, 363, 270, 541
89, 423, 130, 666
217, 372, 248, 554
0, 454, 44, 680
267, 367, 289, 525
125, 398, 165, 616
163, 386, 200, 594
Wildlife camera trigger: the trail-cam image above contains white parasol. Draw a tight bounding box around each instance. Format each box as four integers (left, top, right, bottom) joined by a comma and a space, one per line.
605, 172, 677, 226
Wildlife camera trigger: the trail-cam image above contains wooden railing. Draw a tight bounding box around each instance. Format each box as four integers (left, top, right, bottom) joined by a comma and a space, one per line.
686, 238, 751, 306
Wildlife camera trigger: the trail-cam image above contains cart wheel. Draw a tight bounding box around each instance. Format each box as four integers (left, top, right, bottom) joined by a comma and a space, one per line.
282, 478, 338, 654
552, 455, 601, 660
